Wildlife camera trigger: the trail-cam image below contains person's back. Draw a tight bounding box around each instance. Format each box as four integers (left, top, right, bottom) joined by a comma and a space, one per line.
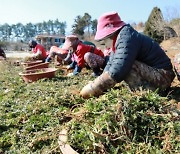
118, 25, 172, 70
106, 24, 173, 82
82, 41, 96, 47
33, 44, 47, 59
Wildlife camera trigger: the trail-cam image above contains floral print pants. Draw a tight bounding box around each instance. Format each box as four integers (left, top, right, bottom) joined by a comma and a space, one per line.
124, 61, 175, 90
84, 52, 105, 69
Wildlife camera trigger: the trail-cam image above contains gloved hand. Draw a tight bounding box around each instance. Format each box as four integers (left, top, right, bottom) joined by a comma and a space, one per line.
66, 65, 72, 70
67, 72, 74, 77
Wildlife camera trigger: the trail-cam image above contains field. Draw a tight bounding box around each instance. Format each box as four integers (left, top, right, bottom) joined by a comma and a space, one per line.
0, 38, 180, 153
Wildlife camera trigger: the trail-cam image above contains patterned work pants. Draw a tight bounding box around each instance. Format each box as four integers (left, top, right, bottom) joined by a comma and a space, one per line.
84, 52, 105, 69
124, 61, 175, 90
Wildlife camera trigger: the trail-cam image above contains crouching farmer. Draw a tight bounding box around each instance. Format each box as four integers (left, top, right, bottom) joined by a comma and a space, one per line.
80, 12, 175, 98
28, 40, 47, 61
62, 35, 105, 77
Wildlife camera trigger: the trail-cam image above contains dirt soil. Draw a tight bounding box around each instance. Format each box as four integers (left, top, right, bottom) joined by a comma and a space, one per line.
160, 37, 180, 87
5, 51, 31, 58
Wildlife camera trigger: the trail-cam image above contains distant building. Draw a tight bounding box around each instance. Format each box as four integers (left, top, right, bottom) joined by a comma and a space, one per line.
35, 34, 65, 50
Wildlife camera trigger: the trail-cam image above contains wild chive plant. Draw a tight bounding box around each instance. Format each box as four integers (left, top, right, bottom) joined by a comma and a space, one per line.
0, 60, 179, 153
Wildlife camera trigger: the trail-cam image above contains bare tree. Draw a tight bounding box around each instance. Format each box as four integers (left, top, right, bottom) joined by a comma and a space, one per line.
163, 6, 180, 37
164, 6, 180, 22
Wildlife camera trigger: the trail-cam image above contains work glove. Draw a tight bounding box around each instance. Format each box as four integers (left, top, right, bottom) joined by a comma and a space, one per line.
67, 72, 74, 77
66, 65, 72, 70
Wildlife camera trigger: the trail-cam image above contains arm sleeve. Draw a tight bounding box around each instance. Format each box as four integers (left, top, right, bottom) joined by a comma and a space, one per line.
106, 27, 141, 82
33, 49, 42, 57
103, 51, 115, 72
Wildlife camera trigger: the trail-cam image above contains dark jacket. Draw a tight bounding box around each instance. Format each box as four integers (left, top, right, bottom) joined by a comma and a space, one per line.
104, 24, 173, 82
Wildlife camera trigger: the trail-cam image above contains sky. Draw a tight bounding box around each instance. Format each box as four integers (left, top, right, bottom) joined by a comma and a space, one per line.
0, 0, 179, 34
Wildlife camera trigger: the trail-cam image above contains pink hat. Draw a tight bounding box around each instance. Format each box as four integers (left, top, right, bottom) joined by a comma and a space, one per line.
95, 12, 126, 41
62, 35, 79, 50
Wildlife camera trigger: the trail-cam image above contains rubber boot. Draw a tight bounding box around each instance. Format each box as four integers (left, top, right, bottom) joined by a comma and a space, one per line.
80, 71, 116, 99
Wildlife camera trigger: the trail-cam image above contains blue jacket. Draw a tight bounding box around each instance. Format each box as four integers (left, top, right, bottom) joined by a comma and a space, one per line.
104, 24, 173, 82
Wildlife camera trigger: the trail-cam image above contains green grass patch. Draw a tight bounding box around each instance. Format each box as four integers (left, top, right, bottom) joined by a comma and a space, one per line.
0, 60, 179, 153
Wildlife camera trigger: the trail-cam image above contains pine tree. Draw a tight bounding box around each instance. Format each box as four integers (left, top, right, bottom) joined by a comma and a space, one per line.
144, 7, 165, 43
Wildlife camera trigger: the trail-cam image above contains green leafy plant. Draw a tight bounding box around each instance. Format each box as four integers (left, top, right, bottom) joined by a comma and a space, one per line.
0, 60, 179, 153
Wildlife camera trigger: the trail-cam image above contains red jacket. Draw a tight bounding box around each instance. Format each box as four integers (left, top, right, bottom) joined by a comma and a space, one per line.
33, 44, 47, 58
74, 42, 104, 68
